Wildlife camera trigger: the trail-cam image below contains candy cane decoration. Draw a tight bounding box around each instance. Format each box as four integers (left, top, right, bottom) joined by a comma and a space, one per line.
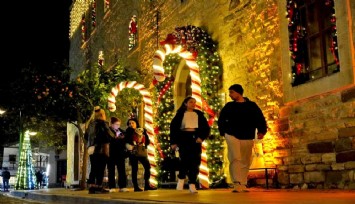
108, 81, 158, 187
153, 44, 209, 189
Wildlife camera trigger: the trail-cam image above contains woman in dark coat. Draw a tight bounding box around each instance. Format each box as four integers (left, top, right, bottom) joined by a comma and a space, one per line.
170, 96, 210, 193
125, 118, 157, 192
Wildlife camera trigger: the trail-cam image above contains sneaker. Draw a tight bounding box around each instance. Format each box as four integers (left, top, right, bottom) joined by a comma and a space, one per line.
119, 188, 129, 192
109, 188, 118, 193
144, 185, 157, 191
232, 182, 249, 193
134, 187, 143, 192
189, 184, 198, 193
88, 187, 96, 194
176, 179, 184, 190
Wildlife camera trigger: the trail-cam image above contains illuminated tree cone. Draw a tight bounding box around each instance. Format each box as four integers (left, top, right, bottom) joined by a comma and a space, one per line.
15, 131, 36, 190
108, 81, 158, 187
153, 44, 209, 189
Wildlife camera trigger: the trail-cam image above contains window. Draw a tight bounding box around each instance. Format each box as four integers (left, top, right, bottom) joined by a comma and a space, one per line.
9, 155, 16, 164
287, 0, 339, 86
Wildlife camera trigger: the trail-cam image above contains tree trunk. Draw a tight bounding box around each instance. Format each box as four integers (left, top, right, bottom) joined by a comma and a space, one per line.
80, 141, 89, 190
72, 119, 89, 190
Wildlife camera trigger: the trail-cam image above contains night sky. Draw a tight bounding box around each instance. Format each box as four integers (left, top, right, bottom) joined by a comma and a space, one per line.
0, 0, 72, 105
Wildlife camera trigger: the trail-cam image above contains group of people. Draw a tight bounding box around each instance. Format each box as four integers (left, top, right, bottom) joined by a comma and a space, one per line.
35, 169, 45, 189
85, 107, 157, 194
85, 83, 267, 194
170, 84, 267, 193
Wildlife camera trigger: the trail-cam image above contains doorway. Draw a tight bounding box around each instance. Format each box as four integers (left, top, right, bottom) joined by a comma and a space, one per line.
173, 59, 192, 110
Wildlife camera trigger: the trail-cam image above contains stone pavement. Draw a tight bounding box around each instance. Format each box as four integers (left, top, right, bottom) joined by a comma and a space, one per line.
8, 187, 355, 204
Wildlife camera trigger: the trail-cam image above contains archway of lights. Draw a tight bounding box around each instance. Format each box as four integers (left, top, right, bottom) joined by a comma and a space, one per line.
108, 81, 158, 187
153, 25, 223, 188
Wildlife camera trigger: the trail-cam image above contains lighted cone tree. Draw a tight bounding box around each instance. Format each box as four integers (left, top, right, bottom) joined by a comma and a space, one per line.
15, 130, 36, 190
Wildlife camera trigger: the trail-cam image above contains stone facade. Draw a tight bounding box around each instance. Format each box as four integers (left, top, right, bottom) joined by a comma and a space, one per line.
68, 0, 355, 189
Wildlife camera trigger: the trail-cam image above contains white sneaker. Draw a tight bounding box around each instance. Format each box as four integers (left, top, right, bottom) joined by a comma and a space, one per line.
109, 188, 118, 193
119, 188, 129, 192
189, 184, 198, 193
232, 182, 249, 193
176, 179, 184, 190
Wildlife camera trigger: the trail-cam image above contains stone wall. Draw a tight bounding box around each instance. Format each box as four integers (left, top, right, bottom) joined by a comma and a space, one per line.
69, 0, 355, 189
277, 87, 355, 189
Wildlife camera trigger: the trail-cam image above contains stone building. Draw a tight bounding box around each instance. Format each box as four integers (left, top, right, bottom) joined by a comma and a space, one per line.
67, 0, 355, 189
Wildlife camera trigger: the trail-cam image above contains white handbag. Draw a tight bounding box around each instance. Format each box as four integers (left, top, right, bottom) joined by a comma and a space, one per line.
88, 146, 95, 155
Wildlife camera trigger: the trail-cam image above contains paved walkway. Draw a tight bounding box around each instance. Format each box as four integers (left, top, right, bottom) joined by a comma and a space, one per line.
9, 187, 355, 204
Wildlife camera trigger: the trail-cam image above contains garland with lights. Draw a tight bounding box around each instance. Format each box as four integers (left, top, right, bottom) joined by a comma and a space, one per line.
153, 25, 224, 187
286, 0, 339, 86
81, 14, 86, 44
91, 1, 96, 29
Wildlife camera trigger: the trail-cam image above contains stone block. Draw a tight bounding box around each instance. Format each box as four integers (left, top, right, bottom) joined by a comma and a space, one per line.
348, 170, 354, 182
335, 138, 352, 152
325, 171, 343, 184
289, 173, 304, 184
305, 164, 317, 171
307, 142, 334, 153
322, 153, 336, 164
326, 171, 350, 184
301, 155, 322, 164
331, 163, 345, 170
273, 149, 291, 158
283, 156, 301, 165
304, 171, 325, 183
278, 165, 288, 171
344, 161, 355, 169
338, 127, 355, 138
275, 123, 289, 132
277, 171, 289, 185
341, 87, 355, 102
288, 165, 305, 173
315, 164, 331, 171
336, 150, 355, 163
348, 182, 355, 190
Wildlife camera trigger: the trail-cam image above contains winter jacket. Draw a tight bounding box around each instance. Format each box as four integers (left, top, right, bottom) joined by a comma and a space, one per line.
218, 97, 267, 140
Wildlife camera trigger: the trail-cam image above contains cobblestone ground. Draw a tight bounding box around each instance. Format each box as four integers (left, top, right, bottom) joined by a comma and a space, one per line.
0, 193, 44, 204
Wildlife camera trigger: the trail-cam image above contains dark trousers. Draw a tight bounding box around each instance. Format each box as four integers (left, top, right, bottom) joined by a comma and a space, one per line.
88, 153, 108, 186
129, 155, 151, 188
3, 179, 9, 191
108, 156, 127, 189
178, 131, 202, 184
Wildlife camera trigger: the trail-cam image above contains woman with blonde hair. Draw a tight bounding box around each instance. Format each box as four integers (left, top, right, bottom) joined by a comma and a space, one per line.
85, 106, 114, 194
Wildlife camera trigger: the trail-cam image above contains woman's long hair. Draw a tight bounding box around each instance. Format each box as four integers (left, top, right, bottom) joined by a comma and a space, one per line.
176, 96, 195, 113
126, 118, 140, 128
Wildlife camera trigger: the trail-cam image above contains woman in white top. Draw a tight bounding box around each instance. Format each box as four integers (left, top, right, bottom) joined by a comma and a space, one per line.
170, 96, 210, 193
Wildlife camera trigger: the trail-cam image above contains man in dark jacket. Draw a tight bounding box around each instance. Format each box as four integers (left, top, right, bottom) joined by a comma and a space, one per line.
1, 168, 11, 191
218, 84, 267, 193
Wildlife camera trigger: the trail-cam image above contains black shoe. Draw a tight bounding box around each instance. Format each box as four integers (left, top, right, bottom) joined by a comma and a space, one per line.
144, 185, 157, 191
134, 187, 143, 192
94, 186, 109, 194
88, 187, 96, 194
